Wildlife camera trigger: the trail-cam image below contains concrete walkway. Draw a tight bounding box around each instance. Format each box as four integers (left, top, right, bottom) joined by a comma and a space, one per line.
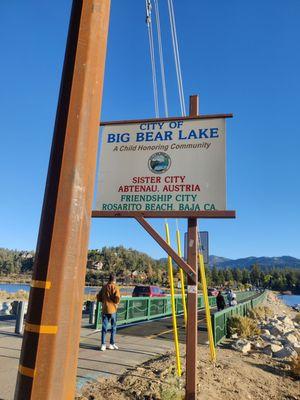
0, 319, 174, 400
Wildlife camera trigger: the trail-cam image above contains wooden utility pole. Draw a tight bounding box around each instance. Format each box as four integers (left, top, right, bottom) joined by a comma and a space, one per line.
186, 95, 199, 399
14, 1, 111, 399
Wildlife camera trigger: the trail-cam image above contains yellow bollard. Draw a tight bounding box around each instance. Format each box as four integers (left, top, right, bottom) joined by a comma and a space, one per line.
175, 228, 187, 328
198, 252, 217, 362
165, 222, 182, 376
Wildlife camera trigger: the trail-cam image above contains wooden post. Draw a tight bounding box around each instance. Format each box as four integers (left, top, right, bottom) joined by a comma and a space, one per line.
186, 95, 199, 399
14, 1, 111, 399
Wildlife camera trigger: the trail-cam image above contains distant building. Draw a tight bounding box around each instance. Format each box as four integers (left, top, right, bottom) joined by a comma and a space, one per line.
88, 261, 103, 271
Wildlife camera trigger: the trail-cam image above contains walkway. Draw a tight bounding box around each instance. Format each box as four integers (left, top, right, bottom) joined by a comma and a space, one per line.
0, 293, 259, 399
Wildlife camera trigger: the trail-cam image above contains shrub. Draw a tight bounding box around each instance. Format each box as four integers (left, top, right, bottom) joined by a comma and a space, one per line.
290, 355, 300, 378
247, 306, 273, 320
160, 376, 184, 400
228, 315, 260, 338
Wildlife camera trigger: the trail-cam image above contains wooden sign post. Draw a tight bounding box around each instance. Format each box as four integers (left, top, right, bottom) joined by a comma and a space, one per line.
92, 95, 235, 399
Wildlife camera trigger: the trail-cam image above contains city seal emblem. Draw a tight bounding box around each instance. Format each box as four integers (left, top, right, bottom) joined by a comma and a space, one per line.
148, 152, 171, 174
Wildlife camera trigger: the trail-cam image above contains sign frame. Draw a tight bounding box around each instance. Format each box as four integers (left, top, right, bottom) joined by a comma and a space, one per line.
93, 113, 234, 219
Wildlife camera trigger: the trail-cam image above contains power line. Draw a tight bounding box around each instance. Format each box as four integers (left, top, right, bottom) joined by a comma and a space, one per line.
167, 0, 186, 116
146, 0, 159, 117
154, 0, 169, 117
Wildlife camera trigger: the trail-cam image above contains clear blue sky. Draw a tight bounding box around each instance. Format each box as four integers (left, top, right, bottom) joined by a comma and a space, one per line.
1, 0, 300, 259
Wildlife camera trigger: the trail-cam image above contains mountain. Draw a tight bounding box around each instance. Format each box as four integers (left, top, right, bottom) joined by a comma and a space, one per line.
209, 255, 300, 269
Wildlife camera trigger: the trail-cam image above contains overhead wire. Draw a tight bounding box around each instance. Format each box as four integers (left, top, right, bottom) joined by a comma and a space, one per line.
146, 0, 159, 117
167, 0, 186, 116
153, 0, 169, 117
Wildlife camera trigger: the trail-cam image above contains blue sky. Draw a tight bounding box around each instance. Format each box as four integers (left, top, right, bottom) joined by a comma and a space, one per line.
1, 0, 300, 259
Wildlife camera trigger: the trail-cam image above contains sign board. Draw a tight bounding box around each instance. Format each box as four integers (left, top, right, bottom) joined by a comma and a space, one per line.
95, 118, 226, 213
184, 231, 209, 264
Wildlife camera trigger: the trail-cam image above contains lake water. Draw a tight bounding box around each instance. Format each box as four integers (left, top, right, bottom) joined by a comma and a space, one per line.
0, 283, 131, 295
278, 294, 300, 307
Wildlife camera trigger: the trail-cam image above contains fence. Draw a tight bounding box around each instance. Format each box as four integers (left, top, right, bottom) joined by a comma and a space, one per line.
211, 290, 267, 345
94, 291, 257, 329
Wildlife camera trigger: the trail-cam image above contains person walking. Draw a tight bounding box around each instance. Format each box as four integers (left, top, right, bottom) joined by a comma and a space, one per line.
231, 292, 237, 306
216, 291, 226, 311
97, 273, 120, 351
227, 289, 233, 306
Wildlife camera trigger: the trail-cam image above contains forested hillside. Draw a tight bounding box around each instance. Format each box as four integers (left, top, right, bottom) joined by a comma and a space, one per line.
0, 247, 299, 292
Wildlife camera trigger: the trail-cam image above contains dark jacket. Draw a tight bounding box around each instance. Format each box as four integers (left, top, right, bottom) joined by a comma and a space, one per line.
216, 293, 226, 310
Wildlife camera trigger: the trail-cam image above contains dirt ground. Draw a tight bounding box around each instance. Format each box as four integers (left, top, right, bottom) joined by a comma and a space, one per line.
76, 344, 299, 400
76, 292, 300, 400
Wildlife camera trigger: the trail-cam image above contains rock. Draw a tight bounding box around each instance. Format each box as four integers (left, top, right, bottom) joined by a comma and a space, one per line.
262, 344, 283, 356
292, 343, 300, 354
262, 345, 273, 356
253, 341, 264, 349
273, 346, 298, 359
232, 339, 251, 354
270, 344, 283, 352
261, 329, 271, 336
231, 333, 238, 339
278, 316, 294, 326
284, 333, 298, 345
270, 340, 283, 346
269, 324, 288, 336
260, 334, 276, 342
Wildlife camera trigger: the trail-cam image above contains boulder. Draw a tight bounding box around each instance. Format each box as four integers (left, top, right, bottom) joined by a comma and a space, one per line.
253, 341, 264, 349
292, 343, 300, 354
262, 345, 273, 356
273, 346, 298, 359
269, 324, 288, 336
263, 344, 283, 356
284, 333, 298, 345
278, 316, 294, 326
260, 334, 276, 342
232, 339, 251, 354
260, 329, 271, 336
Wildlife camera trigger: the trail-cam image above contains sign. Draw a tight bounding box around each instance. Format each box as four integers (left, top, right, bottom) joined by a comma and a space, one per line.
95, 118, 226, 213
184, 231, 209, 264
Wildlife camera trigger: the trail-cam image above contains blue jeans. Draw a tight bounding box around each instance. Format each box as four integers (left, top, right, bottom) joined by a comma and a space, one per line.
101, 313, 117, 345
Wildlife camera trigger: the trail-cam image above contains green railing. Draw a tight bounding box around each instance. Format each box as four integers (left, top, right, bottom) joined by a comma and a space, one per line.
211, 290, 267, 346
94, 291, 257, 329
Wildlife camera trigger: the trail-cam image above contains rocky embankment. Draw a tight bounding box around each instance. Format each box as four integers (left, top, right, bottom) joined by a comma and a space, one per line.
232, 291, 300, 362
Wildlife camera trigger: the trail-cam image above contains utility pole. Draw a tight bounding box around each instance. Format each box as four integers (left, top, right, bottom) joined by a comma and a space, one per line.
14, 1, 111, 399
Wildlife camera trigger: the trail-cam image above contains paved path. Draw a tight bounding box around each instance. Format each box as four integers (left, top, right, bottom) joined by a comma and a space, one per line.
0, 317, 177, 400
0, 294, 259, 399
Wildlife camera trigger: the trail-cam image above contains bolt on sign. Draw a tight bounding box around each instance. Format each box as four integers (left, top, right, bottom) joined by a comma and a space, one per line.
95, 117, 226, 213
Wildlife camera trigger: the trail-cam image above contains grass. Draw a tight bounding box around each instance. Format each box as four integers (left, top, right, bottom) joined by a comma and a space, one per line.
159, 374, 185, 400
228, 315, 261, 338
290, 355, 300, 378
247, 306, 273, 320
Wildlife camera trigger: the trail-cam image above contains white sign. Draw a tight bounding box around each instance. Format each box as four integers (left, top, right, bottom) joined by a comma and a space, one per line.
184, 231, 209, 264
96, 118, 226, 212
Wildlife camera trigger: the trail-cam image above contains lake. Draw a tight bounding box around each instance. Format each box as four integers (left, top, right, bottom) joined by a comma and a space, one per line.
278, 294, 300, 307
0, 283, 131, 295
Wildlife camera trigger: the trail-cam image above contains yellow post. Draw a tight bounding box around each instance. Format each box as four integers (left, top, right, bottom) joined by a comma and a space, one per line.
165, 221, 182, 376
198, 252, 217, 362
175, 226, 187, 327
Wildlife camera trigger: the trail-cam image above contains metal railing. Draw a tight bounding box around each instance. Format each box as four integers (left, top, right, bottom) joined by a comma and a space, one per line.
94, 291, 257, 329
211, 290, 267, 345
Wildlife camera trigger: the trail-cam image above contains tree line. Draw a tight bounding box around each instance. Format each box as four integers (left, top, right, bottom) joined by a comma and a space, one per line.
0, 247, 299, 292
